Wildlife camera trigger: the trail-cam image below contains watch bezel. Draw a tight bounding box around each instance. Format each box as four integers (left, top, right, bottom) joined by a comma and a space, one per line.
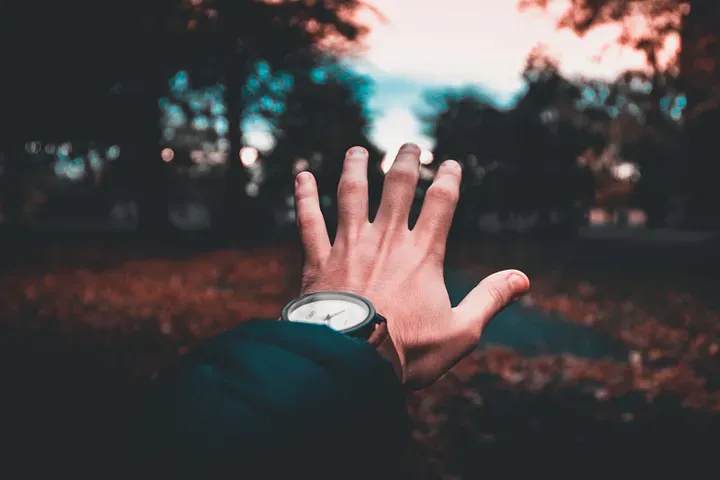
281, 291, 377, 335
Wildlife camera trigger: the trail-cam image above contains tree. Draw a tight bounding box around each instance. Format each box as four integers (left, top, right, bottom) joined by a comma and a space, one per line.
514, 2, 718, 226
1, 0, 379, 238
420, 87, 505, 163
606, 69, 684, 226
0, 1, 134, 229
0, 0, 202, 235
418, 87, 511, 231
517, 0, 720, 118
266, 58, 380, 235
507, 48, 598, 228
179, 0, 378, 236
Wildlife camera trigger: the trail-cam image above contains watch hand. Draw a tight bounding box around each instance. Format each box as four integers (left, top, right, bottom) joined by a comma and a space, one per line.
323, 309, 346, 321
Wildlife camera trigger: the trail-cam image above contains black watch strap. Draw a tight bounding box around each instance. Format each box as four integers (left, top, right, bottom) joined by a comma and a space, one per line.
366, 315, 402, 383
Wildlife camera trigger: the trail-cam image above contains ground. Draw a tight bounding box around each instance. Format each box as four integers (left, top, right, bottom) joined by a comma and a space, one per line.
0, 235, 718, 477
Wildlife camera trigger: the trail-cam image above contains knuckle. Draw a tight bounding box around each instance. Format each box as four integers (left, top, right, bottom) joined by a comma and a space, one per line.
302, 264, 320, 281
296, 211, 318, 231
387, 165, 418, 186
486, 284, 507, 310
338, 177, 367, 197
422, 245, 446, 267
295, 189, 311, 202
426, 184, 459, 204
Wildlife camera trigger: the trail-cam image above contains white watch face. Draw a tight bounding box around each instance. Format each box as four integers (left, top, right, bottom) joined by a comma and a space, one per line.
286, 292, 372, 333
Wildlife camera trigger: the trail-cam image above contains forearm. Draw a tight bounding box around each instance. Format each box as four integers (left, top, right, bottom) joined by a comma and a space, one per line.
136, 320, 410, 477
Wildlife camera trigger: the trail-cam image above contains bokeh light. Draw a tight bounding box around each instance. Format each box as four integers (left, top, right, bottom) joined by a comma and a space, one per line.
420, 149, 434, 165
107, 145, 120, 160
26, 141, 41, 154
192, 115, 210, 131
163, 128, 175, 141
240, 146, 258, 167
213, 117, 229, 135
169, 70, 189, 93
58, 143, 72, 156
292, 158, 310, 174
419, 165, 435, 181
166, 104, 186, 127
211, 102, 227, 116
612, 162, 639, 181
381, 146, 434, 173
161, 148, 175, 162
245, 182, 259, 197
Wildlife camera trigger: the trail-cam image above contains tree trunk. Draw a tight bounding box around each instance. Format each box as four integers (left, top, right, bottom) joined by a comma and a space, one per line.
679, 4, 720, 230
131, 88, 173, 237
679, 1, 720, 118
135, 153, 173, 236
1, 143, 27, 230
220, 63, 250, 238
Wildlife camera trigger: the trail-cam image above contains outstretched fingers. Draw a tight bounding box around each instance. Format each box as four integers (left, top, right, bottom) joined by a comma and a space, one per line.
294, 171, 331, 267
414, 159, 462, 257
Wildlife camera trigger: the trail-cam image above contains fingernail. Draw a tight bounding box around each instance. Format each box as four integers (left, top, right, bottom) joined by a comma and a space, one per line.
399, 142, 420, 153
346, 146, 368, 158
506, 272, 528, 291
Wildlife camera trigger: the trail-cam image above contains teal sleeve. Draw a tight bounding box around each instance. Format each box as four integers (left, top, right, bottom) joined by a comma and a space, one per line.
134, 319, 410, 479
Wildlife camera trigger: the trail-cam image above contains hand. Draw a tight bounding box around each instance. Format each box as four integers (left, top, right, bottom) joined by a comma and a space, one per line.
293, 143, 529, 390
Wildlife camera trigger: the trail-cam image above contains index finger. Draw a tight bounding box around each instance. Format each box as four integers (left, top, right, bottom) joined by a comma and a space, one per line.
294, 171, 331, 267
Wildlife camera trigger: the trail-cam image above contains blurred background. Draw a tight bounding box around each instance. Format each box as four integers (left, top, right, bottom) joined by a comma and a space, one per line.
0, 0, 719, 477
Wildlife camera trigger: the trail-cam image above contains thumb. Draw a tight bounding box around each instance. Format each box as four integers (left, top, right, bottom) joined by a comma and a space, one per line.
452, 269, 530, 333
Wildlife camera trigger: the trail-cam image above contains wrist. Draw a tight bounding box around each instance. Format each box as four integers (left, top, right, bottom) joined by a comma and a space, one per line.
367, 321, 403, 384
280, 291, 404, 383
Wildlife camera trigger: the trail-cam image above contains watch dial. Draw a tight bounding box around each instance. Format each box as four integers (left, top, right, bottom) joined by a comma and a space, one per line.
287, 294, 371, 332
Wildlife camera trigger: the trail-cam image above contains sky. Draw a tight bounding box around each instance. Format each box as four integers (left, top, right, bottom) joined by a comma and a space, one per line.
245, 0, 677, 157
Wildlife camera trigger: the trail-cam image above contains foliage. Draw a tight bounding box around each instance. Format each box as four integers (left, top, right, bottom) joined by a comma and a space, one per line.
263, 57, 380, 229
2, 244, 719, 476
0, 0, 376, 232
517, 0, 720, 116
420, 87, 503, 164
518, 0, 685, 71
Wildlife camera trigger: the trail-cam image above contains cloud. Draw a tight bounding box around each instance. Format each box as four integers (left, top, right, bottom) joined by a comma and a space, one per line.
245, 0, 680, 156
354, 0, 677, 151
371, 107, 432, 153
358, 0, 534, 95
360, 0, 660, 92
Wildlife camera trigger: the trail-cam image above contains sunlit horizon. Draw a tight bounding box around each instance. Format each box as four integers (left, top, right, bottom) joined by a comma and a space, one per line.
356, 0, 679, 157
33, 0, 684, 178
231, 1, 682, 160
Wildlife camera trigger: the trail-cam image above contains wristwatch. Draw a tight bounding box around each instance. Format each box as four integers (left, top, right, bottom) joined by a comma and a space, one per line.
281, 291, 402, 380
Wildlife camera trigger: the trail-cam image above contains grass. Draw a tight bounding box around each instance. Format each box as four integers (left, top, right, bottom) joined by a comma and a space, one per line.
0, 234, 718, 477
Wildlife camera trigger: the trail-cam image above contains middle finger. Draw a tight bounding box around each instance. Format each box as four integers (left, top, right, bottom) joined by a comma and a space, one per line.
374, 143, 421, 230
